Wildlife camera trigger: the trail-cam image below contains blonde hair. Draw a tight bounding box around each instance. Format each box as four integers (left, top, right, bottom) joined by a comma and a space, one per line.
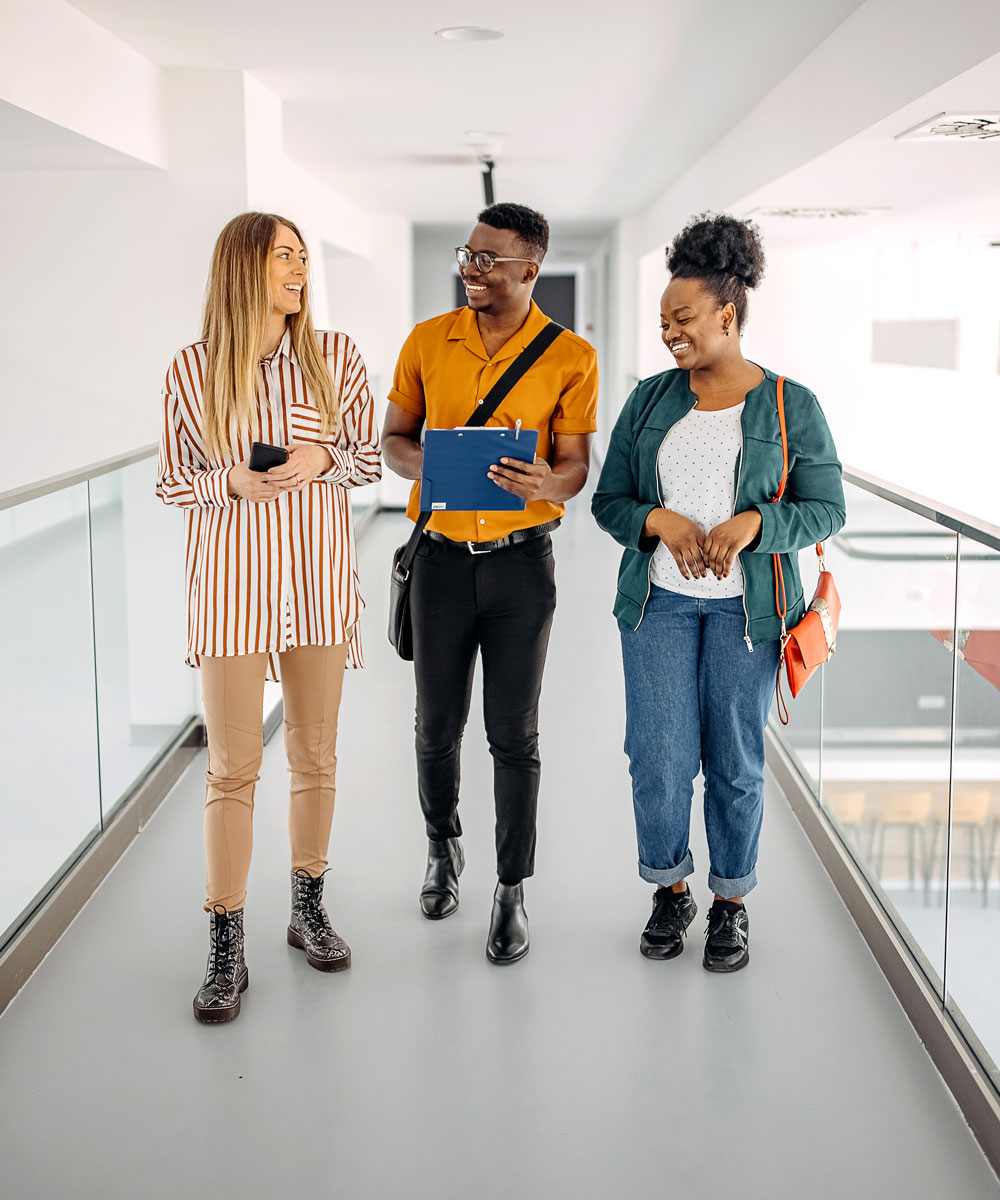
201, 212, 341, 458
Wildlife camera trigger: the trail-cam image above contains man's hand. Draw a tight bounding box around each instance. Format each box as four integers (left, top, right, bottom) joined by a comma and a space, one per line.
488, 455, 555, 502
702, 510, 762, 578
644, 509, 707, 580
265, 444, 334, 493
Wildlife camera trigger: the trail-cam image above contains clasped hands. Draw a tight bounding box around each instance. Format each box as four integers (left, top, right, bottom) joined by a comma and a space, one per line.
227, 444, 333, 502
647, 508, 762, 581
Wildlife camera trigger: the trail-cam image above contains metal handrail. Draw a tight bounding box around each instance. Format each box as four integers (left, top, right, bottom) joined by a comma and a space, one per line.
0, 444, 158, 512
2, 450, 996, 556
844, 466, 1000, 554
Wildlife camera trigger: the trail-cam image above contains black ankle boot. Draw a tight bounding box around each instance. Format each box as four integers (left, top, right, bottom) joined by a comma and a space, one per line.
287, 869, 351, 972
193, 906, 248, 1024
486, 881, 529, 965
419, 837, 465, 920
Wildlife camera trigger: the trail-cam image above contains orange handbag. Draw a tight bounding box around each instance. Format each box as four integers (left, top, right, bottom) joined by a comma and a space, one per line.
771, 376, 841, 725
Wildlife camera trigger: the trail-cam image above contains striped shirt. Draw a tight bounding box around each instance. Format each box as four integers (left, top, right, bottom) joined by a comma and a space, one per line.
155, 328, 381, 678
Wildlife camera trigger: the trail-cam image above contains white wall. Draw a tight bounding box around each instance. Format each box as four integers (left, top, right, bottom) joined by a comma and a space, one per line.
0, 70, 252, 493
745, 226, 1000, 524
325, 216, 414, 508
412, 224, 467, 323
0, 52, 412, 496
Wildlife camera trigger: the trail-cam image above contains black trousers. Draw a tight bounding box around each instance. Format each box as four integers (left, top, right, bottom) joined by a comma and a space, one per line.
409, 533, 557, 884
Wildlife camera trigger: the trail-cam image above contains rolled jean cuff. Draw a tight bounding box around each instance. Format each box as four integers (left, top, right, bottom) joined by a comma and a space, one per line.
638, 850, 694, 886
708, 865, 757, 898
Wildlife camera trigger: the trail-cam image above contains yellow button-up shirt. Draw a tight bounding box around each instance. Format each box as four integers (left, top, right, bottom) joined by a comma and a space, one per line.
388, 301, 598, 542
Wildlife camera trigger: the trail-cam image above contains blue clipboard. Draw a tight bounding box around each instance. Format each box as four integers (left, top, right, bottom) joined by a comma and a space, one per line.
420, 427, 539, 512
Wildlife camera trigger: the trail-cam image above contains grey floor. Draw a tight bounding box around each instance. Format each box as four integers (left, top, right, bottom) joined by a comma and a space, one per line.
2, 507, 999, 1199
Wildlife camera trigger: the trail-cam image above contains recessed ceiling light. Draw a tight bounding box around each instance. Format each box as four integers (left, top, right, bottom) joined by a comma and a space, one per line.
435, 27, 505, 41
746, 206, 889, 219
896, 112, 1000, 141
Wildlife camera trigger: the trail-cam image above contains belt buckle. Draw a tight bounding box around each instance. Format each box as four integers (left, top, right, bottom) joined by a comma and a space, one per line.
467, 541, 492, 555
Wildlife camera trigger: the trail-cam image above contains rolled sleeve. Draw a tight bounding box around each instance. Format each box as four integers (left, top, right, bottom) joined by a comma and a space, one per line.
191, 466, 234, 507
387, 328, 426, 418
550, 345, 598, 434
155, 383, 234, 511
312, 337, 383, 491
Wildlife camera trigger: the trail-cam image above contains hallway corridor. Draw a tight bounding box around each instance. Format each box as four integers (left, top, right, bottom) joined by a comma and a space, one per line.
1, 507, 997, 1199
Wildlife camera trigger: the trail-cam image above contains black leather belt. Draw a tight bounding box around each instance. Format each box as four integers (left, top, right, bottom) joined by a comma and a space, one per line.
423, 518, 561, 555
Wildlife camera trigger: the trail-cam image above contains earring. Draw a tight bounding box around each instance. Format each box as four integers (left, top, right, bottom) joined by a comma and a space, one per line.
722, 323, 730, 337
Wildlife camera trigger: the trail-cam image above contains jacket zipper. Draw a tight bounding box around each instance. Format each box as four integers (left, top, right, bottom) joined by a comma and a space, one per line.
733, 412, 753, 652
632, 403, 694, 632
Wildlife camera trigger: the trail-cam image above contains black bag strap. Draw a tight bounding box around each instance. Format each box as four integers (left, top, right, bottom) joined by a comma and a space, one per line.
399, 320, 566, 567
463, 320, 565, 428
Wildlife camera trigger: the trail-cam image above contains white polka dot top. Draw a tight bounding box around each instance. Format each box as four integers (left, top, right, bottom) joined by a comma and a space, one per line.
649, 402, 746, 598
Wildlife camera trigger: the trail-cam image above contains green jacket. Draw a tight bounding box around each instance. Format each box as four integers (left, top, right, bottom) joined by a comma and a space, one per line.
591, 367, 846, 646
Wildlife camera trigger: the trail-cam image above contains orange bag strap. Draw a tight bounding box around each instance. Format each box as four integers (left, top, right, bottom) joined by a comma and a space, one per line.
773, 375, 789, 501
772, 375, 826, 565
771, 377, 790, 723
769, 375, 828, 725
771, 377, 789, 632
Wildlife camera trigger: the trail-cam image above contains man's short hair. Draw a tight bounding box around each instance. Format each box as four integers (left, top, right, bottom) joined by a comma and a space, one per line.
477, 202, 549, 263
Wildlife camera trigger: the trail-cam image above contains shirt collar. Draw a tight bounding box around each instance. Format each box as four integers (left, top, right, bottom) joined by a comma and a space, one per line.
445, 300, 550, 363
260, 325, 297, 367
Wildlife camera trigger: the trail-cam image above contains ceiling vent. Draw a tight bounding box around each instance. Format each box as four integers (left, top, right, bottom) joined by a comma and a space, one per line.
746, 207, 888, 219
895, 112, 1000, 141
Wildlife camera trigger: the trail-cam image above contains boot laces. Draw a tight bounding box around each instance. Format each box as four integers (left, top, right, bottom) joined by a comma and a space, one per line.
292, 874, 334, 939
207, 908, 243, 982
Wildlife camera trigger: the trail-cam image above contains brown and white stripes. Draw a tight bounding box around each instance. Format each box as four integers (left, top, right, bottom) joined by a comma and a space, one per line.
156, 329, 382, 678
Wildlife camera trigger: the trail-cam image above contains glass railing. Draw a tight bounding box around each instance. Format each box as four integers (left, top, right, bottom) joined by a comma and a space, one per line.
0, 448, 198, 949
772, 467, 1000, 1095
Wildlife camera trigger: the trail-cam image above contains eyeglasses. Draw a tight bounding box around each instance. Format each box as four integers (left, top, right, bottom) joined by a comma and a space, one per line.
455, 245, 537, 274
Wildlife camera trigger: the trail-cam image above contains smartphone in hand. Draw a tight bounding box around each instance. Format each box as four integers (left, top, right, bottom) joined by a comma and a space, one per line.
248, 441, 289, 472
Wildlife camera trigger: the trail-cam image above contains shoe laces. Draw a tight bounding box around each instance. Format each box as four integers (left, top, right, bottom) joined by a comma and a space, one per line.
648, 891, 688, 935
706, 906, 744, 948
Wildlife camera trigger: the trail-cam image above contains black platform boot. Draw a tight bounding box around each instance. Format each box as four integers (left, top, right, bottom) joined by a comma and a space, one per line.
419, 837, 465, 920
486, 881, 529, 965
287, 869, 351, 972
193, 905, 248, 1024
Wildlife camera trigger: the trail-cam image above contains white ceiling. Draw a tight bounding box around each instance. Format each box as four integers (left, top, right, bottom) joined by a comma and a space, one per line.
67, 0, 864, 221
738, 50, 1000, 245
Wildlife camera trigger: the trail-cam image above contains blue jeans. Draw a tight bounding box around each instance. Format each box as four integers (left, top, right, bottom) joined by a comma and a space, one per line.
618, 587, 780, 897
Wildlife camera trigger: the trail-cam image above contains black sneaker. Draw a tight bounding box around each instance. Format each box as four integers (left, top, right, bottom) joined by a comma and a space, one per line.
640, 886, 697, 960
703, 899, 750, 972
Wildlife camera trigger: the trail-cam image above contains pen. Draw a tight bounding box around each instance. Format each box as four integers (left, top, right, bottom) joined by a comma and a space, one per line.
514, 419, 521, 440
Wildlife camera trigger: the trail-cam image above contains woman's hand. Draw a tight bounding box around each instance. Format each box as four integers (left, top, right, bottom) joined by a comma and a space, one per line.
702, 510, 762, 578
226, 459, 282, 502
644, 509, 707, 580
488, 455, 554, 502
266, 444, 334, 493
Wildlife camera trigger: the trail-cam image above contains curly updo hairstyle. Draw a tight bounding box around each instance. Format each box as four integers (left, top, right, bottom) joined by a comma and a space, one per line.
666, 213, 766, 331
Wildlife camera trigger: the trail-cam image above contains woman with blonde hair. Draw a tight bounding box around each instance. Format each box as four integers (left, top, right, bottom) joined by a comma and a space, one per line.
156, 211, 381, 1023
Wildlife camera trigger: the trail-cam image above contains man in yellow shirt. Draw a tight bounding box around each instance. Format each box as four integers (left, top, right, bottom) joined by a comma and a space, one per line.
383, 202, 598, 964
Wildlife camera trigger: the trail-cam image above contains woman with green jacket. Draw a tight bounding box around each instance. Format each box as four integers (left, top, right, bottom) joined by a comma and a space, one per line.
592, 213, 845, 972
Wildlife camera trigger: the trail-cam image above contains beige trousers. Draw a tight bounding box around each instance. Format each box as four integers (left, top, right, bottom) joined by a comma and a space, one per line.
200, 643, 349, 912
